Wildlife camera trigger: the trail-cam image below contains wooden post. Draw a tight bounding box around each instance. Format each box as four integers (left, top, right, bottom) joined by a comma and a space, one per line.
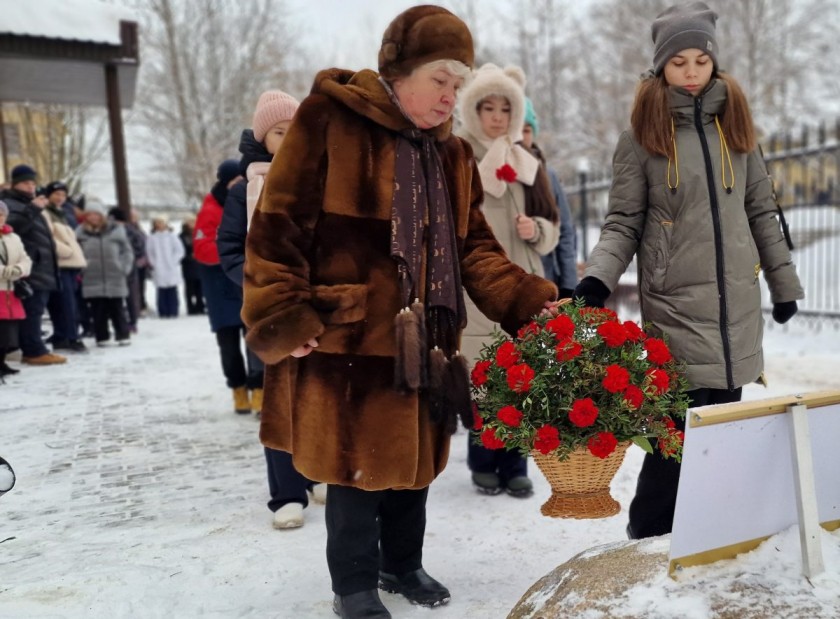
105, 63, 131, 219
787, 403, 824, 578
0, 103, 10, 183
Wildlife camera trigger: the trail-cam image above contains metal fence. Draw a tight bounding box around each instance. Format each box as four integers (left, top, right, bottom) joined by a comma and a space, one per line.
565, 120, 840, 329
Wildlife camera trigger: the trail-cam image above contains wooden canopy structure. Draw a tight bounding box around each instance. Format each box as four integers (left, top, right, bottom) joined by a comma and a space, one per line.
0, 0, 139, 213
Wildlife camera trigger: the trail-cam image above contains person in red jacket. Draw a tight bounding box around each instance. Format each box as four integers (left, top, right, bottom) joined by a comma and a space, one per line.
0, 200, 33, 377
193, 160, 254, 413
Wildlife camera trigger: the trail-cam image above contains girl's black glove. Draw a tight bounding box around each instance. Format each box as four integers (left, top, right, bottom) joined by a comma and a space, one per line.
572, 277, 610, 308
772, 301, 798, 324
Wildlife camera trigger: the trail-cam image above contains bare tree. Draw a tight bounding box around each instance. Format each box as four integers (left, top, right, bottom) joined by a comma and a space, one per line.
9, 103, 110, 194
719, 0, 839, 133
132, 0, 300, 205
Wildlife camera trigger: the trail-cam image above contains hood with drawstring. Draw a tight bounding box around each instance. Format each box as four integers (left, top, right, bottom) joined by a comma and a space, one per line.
584, 78, 803, 390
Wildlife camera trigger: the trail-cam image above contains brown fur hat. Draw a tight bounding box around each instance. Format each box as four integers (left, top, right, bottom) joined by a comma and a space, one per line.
378, 5, 474, 80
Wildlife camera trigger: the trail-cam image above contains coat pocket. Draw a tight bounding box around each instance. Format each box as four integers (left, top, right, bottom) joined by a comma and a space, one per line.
311, 284, 368, 325
310, 284, 369, 355
649, 220, 673, 293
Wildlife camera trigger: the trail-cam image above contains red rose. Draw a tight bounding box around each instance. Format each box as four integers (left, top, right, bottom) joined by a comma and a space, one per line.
623, 385, 645, 410
588, 431, 618, 459
534, 425, 561, 455
495, 164, 517, 183
597, 321, 628, 348
658, 425, 684, 456
645, 368, 670, 394
644, 338, 673, 365
471, 401, 484, 431
517, 321, 540, 339
470, 360, 492, 387
506, 363, 535, 393
623, 321, 646, 342
555, 338, 583, 362
602, 364, 630, 393
569, 398, 599, 427
578, 307, 601, 324
497, 405, 524, 427
545, 314, 575, 339
480, 427, 506, 450
495, 341, 520, 369
598, 308, 619, 321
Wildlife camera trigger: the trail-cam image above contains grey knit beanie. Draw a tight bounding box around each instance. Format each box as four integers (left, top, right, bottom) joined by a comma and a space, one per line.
652, 2, 718, 75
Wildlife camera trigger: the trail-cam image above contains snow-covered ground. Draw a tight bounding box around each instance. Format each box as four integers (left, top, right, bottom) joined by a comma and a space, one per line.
0, 314, 838, 618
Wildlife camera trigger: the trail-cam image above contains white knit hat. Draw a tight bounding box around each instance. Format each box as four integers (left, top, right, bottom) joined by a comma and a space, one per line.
457, 63, 527, 143
252, 90, 300, 142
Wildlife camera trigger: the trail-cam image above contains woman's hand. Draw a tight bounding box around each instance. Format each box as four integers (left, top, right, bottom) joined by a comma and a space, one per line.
515, 214, 538, 241
290, 338, 319, 358
539, 300, 562, 316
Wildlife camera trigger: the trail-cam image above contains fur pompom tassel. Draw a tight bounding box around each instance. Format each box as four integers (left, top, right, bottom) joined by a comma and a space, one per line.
446, 352, 472, 433
394, 308, 422, 392
410, 299, 427, 388
428, 347, 449, 424
393, 308, 407, 391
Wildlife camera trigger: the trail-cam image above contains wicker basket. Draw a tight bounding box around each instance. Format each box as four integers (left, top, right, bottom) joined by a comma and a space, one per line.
531, 441, 631, 519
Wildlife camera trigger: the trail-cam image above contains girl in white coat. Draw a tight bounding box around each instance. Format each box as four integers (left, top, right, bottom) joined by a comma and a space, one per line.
146, 216, 185, 318
456, 64, 561, 497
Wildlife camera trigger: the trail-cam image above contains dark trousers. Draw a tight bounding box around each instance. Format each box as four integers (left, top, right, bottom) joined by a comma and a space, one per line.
156, 286, 179, 318
215, 326, 264, 389
89, 297, 130, 343
265, 448, 311, 511
20, 290, 50, 357
125, 269, 141, 328
468, 436, 528, 484
326, 485, 428, 595
183, 273, 204, 315
627, 386, 743, 539
47, 269, 80, 342
136, 266, 149, 311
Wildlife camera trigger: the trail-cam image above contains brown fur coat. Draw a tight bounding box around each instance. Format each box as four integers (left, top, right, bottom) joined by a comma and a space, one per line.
243, 68, 556, 490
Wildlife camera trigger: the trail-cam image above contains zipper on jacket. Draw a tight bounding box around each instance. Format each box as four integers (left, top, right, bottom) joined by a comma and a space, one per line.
694, 97, 734, 390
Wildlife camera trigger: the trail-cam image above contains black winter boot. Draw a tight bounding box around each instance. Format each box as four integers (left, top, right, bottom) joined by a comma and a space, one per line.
332, 589, 391, 618
0, 352, 19, 376
379, 568, 450, 607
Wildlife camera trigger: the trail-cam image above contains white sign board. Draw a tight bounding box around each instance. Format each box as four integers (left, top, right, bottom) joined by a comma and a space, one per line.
669, 392, 840, 576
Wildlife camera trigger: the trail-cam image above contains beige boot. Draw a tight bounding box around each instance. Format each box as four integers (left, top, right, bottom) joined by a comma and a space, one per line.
232, 386, 251, 414
251, 387, 264, 416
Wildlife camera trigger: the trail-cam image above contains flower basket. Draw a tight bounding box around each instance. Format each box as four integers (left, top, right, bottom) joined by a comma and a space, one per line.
531, 442, 630, 519
470, 299, 690, 519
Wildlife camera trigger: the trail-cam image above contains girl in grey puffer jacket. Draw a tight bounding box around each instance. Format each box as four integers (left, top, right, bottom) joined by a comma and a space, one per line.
574, 2, 804, 540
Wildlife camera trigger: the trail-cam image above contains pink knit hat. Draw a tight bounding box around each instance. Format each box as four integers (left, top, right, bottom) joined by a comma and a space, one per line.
251, 90, 300, 142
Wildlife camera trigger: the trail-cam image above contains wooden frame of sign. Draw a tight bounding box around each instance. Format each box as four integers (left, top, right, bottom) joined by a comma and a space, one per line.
668, 390, 840, 579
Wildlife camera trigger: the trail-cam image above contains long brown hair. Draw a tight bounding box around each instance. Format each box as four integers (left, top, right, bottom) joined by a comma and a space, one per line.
524, 161, 559, 224
630, 72, 757, 158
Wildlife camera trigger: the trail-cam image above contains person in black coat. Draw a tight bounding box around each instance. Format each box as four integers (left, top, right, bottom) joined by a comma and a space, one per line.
109, 207, 146, 334
218, 90, 324, 531
0, 165, 65, 365
179, 216, 204, 315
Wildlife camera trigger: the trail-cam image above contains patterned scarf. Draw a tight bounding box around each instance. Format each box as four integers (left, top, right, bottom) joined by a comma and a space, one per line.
390, 128, 466, 355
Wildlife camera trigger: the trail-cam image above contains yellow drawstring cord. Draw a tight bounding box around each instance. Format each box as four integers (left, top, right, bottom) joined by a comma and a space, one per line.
715, 115, 735, 194
666, 116, 736, 195
667, 118, 679, 193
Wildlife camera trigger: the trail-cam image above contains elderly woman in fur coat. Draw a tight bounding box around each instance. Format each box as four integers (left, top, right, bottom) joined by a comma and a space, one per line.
242, 6, 558, 618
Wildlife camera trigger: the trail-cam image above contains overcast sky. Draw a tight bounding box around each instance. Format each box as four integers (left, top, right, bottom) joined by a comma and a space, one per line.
285, 0, 455, 70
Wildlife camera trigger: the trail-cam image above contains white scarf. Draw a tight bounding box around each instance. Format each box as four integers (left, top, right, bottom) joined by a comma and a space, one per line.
475, 134, 540, 198
245, 161, 272, 230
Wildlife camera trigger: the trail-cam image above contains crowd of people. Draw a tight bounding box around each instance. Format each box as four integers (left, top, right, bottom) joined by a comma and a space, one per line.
0, 166, 203, 378
1, 3, 806, 618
